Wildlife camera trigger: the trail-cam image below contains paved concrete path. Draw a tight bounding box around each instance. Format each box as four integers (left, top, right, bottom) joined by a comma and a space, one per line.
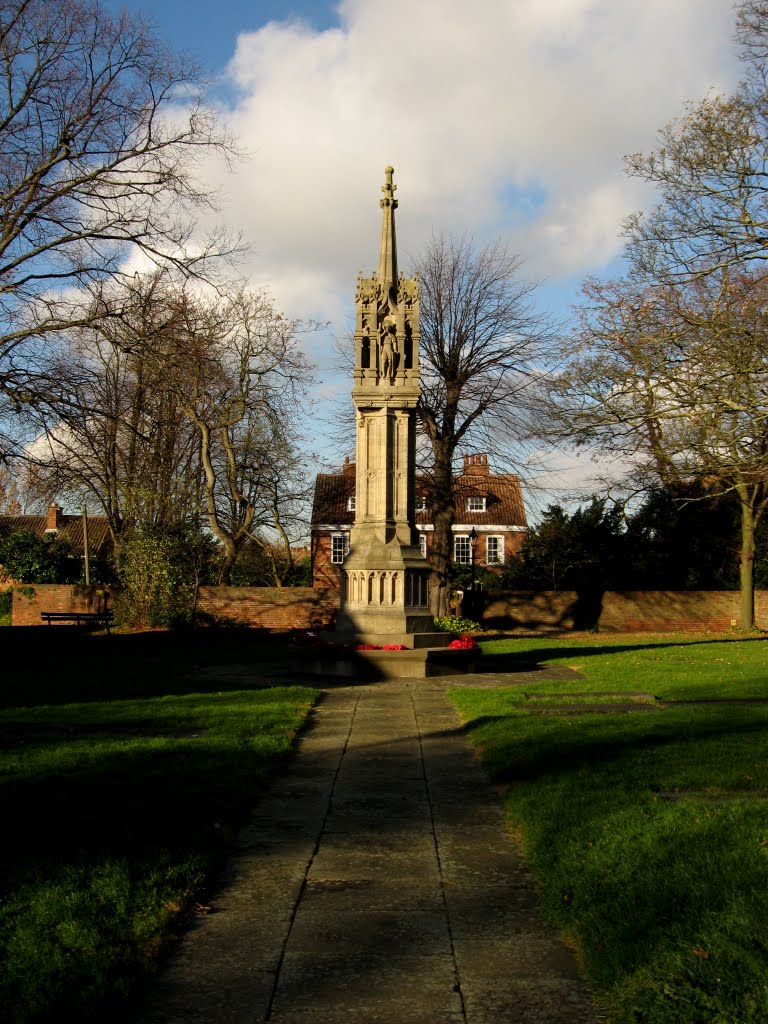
136, 678, 595, 1024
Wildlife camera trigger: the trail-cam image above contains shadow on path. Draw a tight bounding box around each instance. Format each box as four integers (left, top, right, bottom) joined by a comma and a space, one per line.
131, 679, 597, 1024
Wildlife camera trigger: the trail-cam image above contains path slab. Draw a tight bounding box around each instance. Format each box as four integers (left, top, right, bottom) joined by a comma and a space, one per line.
133, 680, 596, 1024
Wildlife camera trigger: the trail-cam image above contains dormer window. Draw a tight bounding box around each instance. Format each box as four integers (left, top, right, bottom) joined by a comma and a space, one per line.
347, 496, 356, 512
467, 496, 486, 512
415, 496, 428, 512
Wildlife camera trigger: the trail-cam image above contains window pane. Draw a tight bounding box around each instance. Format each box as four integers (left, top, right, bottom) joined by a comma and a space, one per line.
331, 533, 348, 564
454, 535, 471, 564
487, 535, 503, 564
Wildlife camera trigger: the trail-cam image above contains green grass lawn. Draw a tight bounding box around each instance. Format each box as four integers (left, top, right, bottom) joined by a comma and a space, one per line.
450, 634, 768, 1023
0, 629, 317, 1024
479, 632, 768, 699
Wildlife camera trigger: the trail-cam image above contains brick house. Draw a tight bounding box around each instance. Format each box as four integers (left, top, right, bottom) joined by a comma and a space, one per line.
0, 502, 112, 580
311, 453, 528, 588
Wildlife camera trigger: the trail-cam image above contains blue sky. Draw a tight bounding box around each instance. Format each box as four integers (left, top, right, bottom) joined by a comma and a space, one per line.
109, 1, 338, 74
106, 0, 742, 510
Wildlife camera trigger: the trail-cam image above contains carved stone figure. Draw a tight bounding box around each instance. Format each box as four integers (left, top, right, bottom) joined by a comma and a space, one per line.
379, 319, 398, 381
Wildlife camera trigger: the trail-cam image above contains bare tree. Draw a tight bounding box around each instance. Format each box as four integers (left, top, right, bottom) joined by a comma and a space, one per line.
25, 272, 203, 541
254, 464, 315, 586
0, 0, 240, 431
19, 274, 315, 586
414, 233, 553, 615
166, 286, 315, 584
624, 1, 768, 281
544, 270, 768, 629
558, 0, 768, 629
0, 458, 21, 512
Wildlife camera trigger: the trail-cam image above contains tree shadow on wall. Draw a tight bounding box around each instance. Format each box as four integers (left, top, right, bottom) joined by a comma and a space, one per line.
478, 589, 604, 632
572, 588, 604, 631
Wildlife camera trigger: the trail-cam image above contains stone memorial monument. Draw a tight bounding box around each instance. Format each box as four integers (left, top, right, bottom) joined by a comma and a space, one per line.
333, 166, 447, 649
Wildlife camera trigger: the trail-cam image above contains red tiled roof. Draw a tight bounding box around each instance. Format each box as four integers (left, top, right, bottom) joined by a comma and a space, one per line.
312, 464, 527, 528
0, 514, 113, 556
444, 473, 527, 527
311, 474, 356, 524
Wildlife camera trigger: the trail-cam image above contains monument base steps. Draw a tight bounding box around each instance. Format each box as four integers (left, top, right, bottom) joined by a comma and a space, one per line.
296, 645, 479, 680
325, 630, 451, 649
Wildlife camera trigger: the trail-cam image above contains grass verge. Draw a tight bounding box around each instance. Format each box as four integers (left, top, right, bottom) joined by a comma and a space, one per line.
0, 647, 317, 1023
449, 634, 768, 1023
479, 632, 768, 699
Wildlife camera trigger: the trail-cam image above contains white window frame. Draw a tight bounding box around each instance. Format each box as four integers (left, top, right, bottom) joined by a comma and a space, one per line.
419, 533, 427, 558
486, 534, 504, 565
347, 495, 356, 512
415, 496, 428, 512
331, 532, 350, 564
454, 534, 471, 564
467, 496, 486, 512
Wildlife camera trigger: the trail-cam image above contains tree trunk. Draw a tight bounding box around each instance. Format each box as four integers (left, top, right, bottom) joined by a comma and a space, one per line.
192, 416, 241, 586
218, 537, 237, 585
738, 492, 756, 631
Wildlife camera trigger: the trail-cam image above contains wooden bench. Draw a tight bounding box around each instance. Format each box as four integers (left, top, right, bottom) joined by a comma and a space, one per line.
40, 610, 114, 633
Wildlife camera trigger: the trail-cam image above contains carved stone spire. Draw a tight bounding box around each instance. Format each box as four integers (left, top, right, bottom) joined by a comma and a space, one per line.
377, 165, 398, 292
333, 166, 437, 648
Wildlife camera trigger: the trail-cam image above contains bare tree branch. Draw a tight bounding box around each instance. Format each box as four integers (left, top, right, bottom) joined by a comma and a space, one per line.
0, 0, 243, 429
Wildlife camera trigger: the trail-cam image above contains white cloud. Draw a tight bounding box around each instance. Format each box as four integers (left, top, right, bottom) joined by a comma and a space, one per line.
121, 0, 741, 505
204, 0, 738, 329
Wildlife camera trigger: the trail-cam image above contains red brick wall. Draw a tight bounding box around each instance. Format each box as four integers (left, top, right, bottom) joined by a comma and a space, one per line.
12, 584, 114, 625
14, 583, 765, 633
11, 584, 339, 631
196, 587, 339, 631
472, 590, 768, 632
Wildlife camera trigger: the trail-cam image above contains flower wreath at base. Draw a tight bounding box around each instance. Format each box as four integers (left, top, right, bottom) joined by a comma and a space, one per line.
447, 634, 478, 650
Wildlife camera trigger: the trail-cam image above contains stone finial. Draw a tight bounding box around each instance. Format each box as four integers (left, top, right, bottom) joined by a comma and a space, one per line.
377, 165, 398, 290
381, 165, 397, 201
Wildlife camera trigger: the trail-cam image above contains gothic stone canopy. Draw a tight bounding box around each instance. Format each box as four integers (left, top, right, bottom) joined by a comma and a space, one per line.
353, 166, 420, 406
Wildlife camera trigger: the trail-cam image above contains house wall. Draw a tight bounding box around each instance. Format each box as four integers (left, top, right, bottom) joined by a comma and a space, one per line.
311, 528, 527, 589
311, 533, 344, 590
445, 529, 526, 566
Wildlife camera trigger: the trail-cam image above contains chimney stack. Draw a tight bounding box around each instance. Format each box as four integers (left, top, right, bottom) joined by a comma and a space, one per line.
45, 503, 63, 532
462, 453, 489, 475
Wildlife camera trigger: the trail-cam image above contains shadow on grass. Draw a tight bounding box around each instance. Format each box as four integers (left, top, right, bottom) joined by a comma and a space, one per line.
2, 627, 301, 708
0, 682, 318, 1024
479, 634, 768, 675
0, 739, 287, 888
460, 708, 768, 786
449, 699, 768, 1018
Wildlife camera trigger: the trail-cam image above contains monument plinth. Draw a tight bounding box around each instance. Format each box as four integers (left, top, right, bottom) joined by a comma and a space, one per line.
333, 166, 447, 649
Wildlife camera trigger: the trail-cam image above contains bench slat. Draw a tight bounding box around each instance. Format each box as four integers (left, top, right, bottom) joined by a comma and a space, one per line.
40, 611, 113, 632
